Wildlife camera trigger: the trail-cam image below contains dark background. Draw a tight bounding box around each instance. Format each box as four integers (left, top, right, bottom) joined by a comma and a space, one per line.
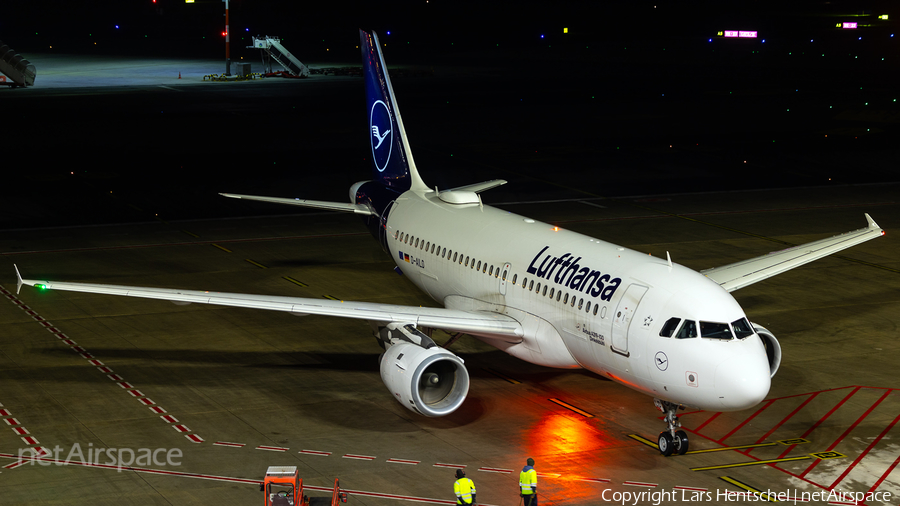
1, 1, 898, 229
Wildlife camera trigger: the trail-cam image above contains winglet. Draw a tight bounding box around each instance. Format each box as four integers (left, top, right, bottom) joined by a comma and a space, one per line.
865, 213, 881, 230
14, 264, 22, 295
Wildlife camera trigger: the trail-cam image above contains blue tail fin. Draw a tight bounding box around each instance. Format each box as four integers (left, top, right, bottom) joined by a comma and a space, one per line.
359, 29, 428, 192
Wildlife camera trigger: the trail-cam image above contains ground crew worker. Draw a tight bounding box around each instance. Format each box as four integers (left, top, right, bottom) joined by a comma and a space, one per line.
454, 468, 476, 505
519, 457, 537, 506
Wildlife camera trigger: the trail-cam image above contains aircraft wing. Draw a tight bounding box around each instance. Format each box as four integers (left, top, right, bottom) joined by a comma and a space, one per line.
14, 267, 523, 340
701, 213, 884, 292
219, 193, 375, 216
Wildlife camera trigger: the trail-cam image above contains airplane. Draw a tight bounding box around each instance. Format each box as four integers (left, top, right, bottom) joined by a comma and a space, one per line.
15, 29, 885, 456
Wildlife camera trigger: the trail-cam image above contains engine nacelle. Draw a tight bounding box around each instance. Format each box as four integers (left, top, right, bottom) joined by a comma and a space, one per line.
380, 342, 470, 417
752, 323, 782, 378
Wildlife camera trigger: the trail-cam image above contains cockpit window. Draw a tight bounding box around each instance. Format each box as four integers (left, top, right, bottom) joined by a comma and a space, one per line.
732, 318, 754, 339
675, 320, 697, 339
700, 321, 733, 340
659, 317, 681, 337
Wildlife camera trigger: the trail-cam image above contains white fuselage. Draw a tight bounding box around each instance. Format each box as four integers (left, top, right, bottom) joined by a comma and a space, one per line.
385, 189, 771, 412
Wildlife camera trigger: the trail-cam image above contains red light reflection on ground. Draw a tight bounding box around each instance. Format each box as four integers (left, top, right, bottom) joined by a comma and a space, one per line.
525, 412, 619, 505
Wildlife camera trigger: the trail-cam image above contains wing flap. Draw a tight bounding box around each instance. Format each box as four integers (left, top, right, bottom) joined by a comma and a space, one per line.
16, 274, 523, 339
701, 213, 884, 292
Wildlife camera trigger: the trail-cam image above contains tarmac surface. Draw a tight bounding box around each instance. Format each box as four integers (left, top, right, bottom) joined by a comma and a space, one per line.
0, 54, 899, 505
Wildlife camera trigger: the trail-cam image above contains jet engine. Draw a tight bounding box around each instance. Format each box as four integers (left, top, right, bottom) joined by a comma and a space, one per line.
751, 323, 782, 378
377, 323, 469, 417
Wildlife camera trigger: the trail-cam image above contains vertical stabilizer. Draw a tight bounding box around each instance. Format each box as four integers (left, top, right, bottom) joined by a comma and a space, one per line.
359, 30, 429, 192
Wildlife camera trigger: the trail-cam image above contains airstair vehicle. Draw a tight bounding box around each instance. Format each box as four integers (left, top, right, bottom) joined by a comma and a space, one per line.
0, 40, 36, 87
250, 36, 310, 77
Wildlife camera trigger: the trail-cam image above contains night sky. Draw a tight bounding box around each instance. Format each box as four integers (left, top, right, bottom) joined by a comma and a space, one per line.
3, 1, 899, 63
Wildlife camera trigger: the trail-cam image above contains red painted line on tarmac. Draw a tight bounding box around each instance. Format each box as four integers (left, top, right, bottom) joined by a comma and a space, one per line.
866, 446, 900, 497
89, 359, 104, 366
4, 418, 19, 426
172, 425, 190, 433
107, 374, 122, 381
128, 390, 144, 398
62, 339, 76, 345
719, 400, 774, 443
801, 388, 892, 479
80, 353, 94, 359
0, 409, 9, 416
97, 367, 112, 374
117, 381, 133, 389
140, 399, 157, 407
12, 427, 29, 435
433, 463, 466, 469
342, 454, 376, 460
623, 481, 657, 487
298, 450, 331, 456
535, 472, 561, 478
694, 411, 722, 432
477, 467, 511, 474
3, 460, 27, 469
21, 436, 39, 445
46, 326, 59, 333
214, 442, 245, 448
829, 396, 900, 490
38, 320, 50, 326
777, 387, 861, 460
185, 434, 204, 443
256, 446, 289, 452
71, 346, 85, 353
387, 458, 420, 465
161, 415, 178, 423
749, 391, 820, 452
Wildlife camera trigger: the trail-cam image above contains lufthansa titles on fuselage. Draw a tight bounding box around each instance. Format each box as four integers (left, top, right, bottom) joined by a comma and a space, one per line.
526, 246, 622, 302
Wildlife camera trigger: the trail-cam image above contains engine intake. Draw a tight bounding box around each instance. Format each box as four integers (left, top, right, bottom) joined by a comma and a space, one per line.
752, 323, 782, 378
380, 342, 469, 417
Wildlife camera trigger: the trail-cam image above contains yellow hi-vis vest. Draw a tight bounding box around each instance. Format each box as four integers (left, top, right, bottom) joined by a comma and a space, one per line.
454, 477, 476, 504
520, 466, 537, 495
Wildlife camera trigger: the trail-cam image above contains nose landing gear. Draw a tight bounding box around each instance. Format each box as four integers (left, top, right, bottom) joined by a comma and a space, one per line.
654, 398, 689, 456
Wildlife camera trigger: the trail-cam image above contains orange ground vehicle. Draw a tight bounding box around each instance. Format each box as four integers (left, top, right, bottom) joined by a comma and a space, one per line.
260, 466, 348, 506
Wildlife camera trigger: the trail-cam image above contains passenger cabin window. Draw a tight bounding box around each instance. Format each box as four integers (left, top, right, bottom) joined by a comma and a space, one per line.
425, 241, 430, 250
502, 270, 508, 281
564, 293, 569, 304
489, 266, 493, 276
659, 318, 681, 337
414, 238, 419, 247
465, 256, 469, 267
512, 274, 517, 284
700, 322, 733, 340
536, 282, 541, 293
586, 301, 591, 312
542, 286, 547, 296
578, 298, 583, 310
570, 295, 576, 307
732, 318, 754, 339
529, 280, 534, 291
593, 304, 599, 316
549, 288, 555, 299
676, 320, 698, 339
477, 261, 481, 270
556, 291, 562, 302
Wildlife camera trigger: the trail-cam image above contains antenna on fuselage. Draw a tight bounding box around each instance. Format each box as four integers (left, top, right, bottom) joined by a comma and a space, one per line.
666, 251, 673, 272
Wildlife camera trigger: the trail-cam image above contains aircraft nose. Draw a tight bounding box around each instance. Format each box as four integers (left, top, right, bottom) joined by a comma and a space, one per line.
715, 354, 771, 411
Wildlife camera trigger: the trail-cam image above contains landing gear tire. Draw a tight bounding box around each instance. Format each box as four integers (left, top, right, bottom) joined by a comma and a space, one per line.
674, 430, 689, 455
658, 431, 674, 456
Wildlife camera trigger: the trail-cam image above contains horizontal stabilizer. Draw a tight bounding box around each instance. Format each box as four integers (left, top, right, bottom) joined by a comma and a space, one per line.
219, 193, 375, 215
445, 180, 507, 194
702, 213, 884, 292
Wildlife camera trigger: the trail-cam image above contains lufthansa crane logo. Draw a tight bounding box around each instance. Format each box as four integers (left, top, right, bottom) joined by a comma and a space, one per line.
369, 100, 393, 173
655, 351, 668, 371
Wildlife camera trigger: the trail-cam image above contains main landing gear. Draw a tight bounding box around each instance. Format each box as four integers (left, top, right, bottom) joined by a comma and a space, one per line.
654, 398, 688, 456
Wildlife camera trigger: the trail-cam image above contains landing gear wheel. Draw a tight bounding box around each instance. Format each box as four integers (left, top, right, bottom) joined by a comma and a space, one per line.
674, 430, 689, 455
658, 431, 674, 456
